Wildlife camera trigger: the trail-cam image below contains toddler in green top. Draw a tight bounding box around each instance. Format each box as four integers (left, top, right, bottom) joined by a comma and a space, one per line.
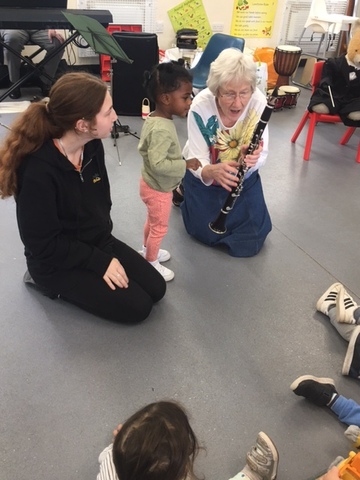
138, 61, 201, 281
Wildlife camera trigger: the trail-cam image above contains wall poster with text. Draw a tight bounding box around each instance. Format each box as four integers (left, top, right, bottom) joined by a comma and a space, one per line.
230, 0, 277, 38
168, 0, 212, 49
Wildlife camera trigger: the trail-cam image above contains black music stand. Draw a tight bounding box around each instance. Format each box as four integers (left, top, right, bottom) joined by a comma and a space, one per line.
0, 33, 76, 102
63, 12, 139, 165
62, 12, 131, 62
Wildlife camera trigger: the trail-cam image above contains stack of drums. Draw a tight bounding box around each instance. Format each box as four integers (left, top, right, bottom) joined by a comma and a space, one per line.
269, 44, 302, 111
267, 88, 286, 111
279, 85, 301, 108
267, 86, 301, 111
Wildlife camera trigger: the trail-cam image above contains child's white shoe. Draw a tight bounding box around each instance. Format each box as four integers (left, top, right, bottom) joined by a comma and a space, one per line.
239, 432, 279, 480
316, 283, 343, 315
138, 246, 171, 262
336, 287, 358, 324
152, 261, 174, 282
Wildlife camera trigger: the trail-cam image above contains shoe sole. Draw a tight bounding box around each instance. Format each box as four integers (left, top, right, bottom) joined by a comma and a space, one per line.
163, 274, 174, 281
342, 326, 360, 376
290, 375, 335, 392
316, 282, 342, 314
257, 431, 279, 480
172, 185, 184, 206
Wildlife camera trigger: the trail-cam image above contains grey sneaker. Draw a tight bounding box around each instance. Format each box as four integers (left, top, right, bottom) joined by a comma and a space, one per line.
23, 270, 58, 299
23, 270, 36, 285
316, 283, 342, 315
243, 432, 279, 480
344, 425, 360, 446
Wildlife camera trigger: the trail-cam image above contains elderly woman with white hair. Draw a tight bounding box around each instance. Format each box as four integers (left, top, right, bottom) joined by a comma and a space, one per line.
175, 48, 271, 257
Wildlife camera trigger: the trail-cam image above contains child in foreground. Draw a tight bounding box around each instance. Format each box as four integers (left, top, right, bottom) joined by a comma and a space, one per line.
138, 61, 201, 281
97, 400, 279, 480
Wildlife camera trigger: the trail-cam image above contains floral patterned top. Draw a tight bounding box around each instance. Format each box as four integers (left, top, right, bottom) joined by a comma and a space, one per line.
183, 87, 269, 186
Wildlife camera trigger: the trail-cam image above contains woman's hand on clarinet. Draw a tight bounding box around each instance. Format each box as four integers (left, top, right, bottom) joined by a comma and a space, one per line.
242, 141, 263, 168
103, 258, 129, 290
185, 158, 202, 170
202, 162, 239, 191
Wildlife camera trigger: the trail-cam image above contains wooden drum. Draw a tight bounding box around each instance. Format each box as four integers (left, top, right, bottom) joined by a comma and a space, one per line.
279, 85, 301, 108
267, 89, 286, 111
273, 45, 302, 87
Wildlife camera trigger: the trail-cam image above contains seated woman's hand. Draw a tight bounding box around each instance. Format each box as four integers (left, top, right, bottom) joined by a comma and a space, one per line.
202, 161, 239, 191
103, 258, 129, 290
242, 142, 263, 169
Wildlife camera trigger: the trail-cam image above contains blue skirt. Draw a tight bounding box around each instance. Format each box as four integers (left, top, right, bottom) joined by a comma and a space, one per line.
180, 171, 272, 257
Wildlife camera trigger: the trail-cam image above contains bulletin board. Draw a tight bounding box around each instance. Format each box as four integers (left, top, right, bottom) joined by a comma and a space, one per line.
168, 0, 212, 49
230, 0, 277, 37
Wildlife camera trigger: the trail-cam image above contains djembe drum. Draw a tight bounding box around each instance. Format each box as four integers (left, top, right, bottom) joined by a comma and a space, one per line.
273, 45, 302, 87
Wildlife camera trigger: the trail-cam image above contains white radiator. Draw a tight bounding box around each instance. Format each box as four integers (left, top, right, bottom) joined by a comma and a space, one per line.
76, 0, 156, 57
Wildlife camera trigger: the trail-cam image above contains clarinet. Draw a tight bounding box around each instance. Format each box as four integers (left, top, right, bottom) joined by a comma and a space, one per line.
209, 88, 279, 235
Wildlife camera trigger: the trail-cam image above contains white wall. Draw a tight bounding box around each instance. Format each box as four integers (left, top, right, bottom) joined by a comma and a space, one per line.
66, 0, 288, 65
154, 0, 287, 52
47, 0, 359, 66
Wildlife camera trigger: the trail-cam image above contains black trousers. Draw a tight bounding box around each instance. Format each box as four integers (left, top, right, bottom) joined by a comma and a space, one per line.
29, 238, 166, 324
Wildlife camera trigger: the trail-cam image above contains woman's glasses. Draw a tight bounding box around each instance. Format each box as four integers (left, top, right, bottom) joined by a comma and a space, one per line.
219, 90, 252, 102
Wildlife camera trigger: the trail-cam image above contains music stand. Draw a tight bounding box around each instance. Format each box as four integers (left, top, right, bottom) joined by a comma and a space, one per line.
62, 12, 139, 164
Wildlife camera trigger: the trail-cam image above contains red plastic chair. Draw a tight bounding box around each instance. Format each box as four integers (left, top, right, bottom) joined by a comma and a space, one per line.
291, 61, 345, 160
340, 127, 360, 163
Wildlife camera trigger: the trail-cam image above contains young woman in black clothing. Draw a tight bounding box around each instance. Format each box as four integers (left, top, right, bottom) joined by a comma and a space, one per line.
0, 72, 166, 323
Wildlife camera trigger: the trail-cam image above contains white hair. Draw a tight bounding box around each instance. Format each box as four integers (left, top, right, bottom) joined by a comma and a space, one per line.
206, 48, 257, 95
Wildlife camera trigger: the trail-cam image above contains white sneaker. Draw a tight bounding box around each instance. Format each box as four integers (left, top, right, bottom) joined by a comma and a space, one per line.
316, 283, 343, 315
153, 261, 174, 281
138, 246, 171, 262
336, 287, 359, 324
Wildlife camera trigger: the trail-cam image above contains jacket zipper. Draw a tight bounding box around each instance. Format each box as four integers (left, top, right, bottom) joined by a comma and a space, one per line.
79, 158, 92, 183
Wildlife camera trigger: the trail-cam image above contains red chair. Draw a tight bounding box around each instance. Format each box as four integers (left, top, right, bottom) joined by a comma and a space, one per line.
340, 127, 360, 163
291, 61, 358, 162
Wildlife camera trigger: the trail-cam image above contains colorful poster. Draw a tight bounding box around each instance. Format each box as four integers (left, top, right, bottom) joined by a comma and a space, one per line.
230, 0, 277, 38
168, 0, 212, 49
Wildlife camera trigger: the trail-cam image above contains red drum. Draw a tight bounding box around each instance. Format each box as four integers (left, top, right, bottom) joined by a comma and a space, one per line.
268, 89, 286, 111
279, 85, 301, 108
273, 45, 302, 87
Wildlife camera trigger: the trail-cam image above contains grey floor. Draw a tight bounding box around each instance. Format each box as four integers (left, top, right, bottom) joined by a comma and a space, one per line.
1, 84, 360, 480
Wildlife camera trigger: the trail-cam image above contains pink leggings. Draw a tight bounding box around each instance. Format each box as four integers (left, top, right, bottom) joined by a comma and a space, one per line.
140, 177, 172, 262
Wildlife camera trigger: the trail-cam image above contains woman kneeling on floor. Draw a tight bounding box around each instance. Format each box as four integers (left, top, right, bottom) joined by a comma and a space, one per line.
0, 72, 166, 323
176, 48, 272, 258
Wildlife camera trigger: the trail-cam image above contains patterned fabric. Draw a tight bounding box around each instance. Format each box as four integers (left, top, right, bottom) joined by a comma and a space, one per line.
180, 87, 271, 257
182, 87, 269, 185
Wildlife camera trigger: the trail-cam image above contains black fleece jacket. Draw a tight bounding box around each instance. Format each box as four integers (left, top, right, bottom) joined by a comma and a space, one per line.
16, 139, 115, 278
